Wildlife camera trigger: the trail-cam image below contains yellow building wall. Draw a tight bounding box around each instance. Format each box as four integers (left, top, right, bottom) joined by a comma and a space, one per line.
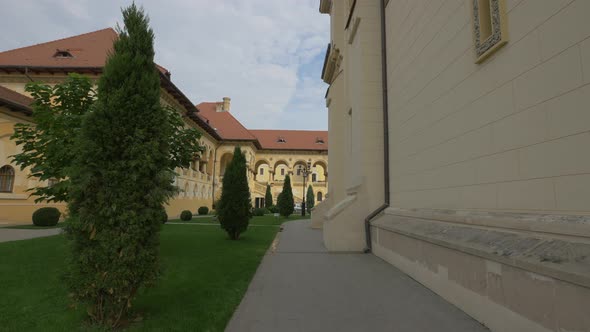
0, 109, 66, 224
0, 73, 329, 221
253, 151, 328, 206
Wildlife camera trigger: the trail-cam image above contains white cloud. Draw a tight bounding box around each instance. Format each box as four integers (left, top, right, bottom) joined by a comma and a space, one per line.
0, 0, 330, 129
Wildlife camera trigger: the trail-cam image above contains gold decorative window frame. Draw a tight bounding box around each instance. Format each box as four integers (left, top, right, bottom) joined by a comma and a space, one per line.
472, 0, 508, 63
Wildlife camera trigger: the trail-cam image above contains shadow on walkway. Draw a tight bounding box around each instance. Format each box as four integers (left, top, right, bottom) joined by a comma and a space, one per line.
226, 220, 488, 332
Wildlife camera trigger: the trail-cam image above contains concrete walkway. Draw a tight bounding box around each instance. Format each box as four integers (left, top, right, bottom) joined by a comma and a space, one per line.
226, 220, 488, 332
0, 228, 61, 243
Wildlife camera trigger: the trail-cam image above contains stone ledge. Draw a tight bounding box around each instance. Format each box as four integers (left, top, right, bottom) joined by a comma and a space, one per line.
372, 213, 590, 289
324, 194, 356, 220
386, 207, 590, 239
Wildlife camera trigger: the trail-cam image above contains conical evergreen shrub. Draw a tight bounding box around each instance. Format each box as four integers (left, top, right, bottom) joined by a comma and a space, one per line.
306, 185, 315, 213
278, 175, 294, 217
217, 146, 252, 240
65, 4, 174, 327
264, 185, 273, 208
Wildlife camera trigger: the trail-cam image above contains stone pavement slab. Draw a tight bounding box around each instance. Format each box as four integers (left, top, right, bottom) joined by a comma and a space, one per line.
225, 220, 488, 332
0, 228, 62, 243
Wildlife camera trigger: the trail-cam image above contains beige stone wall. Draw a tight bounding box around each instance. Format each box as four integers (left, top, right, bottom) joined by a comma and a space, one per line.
315, 0, 385, 250
386, 0, 590, 214
373, 226, 590, 332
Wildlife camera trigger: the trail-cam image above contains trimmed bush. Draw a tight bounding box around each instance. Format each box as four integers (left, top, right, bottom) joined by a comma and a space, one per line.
197, 206, 209, 215
268, 205, 279, 214
253, 208, 268, 216
278, 175, 294, 217
160, 208, 168, 224
180, 210, 193, 221
32, 207, 61, 226
217, 146, 252, 240
264, 185, 273, 208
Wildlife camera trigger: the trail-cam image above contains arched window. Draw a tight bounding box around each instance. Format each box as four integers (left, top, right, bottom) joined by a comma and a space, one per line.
0, 165, 15, 193
317, 191, 323, 202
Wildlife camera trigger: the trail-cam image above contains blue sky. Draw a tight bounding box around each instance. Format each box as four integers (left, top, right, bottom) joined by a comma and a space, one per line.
0, 0, 330, 130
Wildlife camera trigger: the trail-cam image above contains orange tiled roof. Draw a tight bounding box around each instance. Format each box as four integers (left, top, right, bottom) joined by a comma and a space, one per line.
0, 28, 117, 69
250, 129, 328, 151
196, 102, 258, 141
197, 102, 328, 150
0, 85, 33, 114
0, 28, 170, 74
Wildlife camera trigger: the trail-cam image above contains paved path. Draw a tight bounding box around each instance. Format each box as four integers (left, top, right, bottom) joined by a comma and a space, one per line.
0, 228, 61, 243
226, 220, 488, 332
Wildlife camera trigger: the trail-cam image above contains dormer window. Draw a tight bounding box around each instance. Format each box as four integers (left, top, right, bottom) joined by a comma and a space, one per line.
277, 137, 286, 143
316, 137, 325, 144
53, 49, 73, 58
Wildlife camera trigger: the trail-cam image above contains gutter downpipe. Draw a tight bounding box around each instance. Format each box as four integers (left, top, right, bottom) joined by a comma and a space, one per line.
364, 0, 390, 253
24, 67, 34, 82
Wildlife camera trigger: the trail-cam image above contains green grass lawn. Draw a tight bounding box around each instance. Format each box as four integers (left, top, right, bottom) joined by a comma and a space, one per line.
170, 214, 310, 226
0, 215, 308, 331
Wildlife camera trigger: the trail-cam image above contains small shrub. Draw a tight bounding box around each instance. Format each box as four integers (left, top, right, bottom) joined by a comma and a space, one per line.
197, 206, 209, 215
278, 175, 294, 217
253, 208, 268, 216
180, 210, 193, 221
160, 209, 168, 224
32, 207, 61, 226
268, 205, 279, 214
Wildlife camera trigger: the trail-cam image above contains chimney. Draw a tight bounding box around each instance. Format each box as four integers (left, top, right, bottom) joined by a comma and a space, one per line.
222, 97, 231, 112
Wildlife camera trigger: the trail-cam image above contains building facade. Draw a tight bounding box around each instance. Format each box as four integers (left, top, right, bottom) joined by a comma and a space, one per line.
317, 1, 590, 331
0, 29, 328, 224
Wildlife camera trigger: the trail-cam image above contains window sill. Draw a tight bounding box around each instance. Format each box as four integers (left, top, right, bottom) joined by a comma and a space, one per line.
0, 193, 28, 200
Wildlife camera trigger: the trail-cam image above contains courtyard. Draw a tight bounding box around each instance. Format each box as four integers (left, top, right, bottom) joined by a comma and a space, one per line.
1, 216, 488, 331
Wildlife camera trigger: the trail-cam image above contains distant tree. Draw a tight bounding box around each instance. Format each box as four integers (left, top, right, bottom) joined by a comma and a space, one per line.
306, 185, 315, 213
217, 146, 252, 240
264, 185, 273, 208
64, 4, 201, 328
277, 175, 294, 217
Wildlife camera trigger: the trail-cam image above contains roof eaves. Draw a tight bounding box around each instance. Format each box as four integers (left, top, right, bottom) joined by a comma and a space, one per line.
0, 98, 32, 115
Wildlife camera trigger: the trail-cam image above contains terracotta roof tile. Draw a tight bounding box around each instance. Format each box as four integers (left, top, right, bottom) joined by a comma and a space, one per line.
196, 102, 257, 141
250, 129, 328, 151
0, 28, 117, 68
0, 28, 170, 75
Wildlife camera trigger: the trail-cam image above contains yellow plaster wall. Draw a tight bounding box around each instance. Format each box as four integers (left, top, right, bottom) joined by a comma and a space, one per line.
0, 72, 329, 221
0, 109, 65, 224
252, 151, 328, 205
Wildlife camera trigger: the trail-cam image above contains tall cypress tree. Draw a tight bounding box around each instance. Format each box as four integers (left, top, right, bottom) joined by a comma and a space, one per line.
306, 185, 315, 213
217, 146, 252, 240
66, 4, 173, 327
264, 184, 273, 208
278, 175, 294, 217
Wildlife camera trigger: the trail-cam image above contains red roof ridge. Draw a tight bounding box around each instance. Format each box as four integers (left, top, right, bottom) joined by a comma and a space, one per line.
0, 28, 117, 54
